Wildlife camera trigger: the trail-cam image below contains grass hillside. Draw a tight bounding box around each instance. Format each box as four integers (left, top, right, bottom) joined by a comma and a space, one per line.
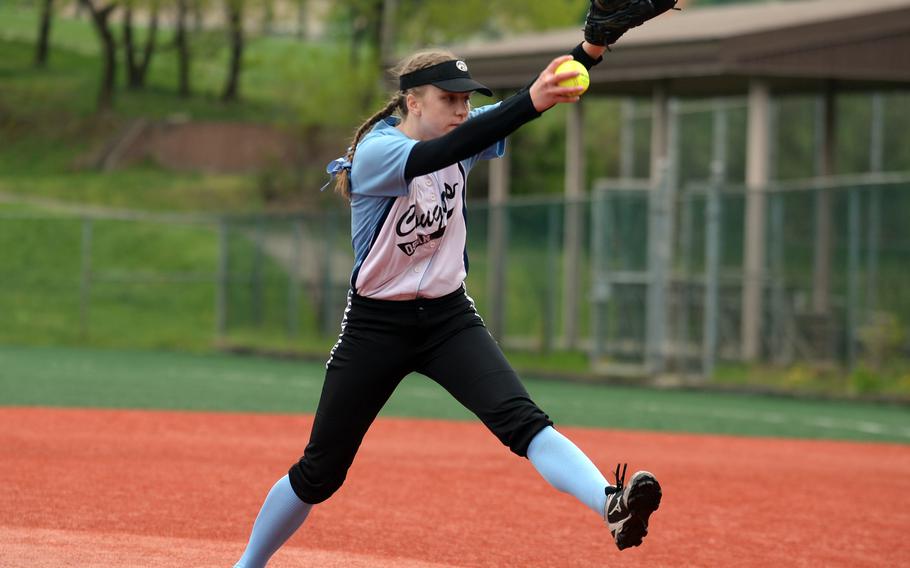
0, 4, 379, 212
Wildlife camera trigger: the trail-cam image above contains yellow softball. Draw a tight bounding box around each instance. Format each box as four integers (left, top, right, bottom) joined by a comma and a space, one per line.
555, 60, 590, 95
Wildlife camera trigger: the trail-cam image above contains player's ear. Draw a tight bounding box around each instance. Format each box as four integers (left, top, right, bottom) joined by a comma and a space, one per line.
405, 92, 421, 117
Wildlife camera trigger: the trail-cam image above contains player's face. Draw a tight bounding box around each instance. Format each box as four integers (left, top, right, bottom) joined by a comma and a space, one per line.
411, 86, 471, 140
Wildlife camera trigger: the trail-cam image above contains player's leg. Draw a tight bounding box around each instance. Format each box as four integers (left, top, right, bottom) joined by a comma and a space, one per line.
233, 475, 312, 568
418, 323, 609, 512
235, 295, 411, 567
417, 297, 660, 549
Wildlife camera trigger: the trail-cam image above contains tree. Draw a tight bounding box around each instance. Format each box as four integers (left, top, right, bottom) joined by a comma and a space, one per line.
221, 0, 244, 102
346, 0, 383, 67
78, 0, 119, 112
260, 0, 275, 35
296, 0, 307, 41
35, 0, 54, 68
388, 0, 586, 48
122, 0, 160, 90
192, 0, 204, 32
175, 0, 192, 97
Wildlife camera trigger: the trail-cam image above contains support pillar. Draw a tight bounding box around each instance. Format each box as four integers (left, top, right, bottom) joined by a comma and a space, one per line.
703, 100, 727, 377
646, 86, 670, 373
487, 144, 510, 339
741, 79, 771, 361
812, 86, 836, 315
562, 102, 585, 349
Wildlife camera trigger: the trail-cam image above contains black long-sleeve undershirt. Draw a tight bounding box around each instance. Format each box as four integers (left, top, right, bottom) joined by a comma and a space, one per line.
402, 43, 603, 180
403, 89, 540, 179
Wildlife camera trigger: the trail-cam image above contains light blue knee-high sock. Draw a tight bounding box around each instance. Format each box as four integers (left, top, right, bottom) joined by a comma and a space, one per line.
527, 426, 609, 517
234, 475, 313, 568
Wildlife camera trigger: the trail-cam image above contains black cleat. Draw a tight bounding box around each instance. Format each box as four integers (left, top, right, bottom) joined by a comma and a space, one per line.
603, 464, 662, 550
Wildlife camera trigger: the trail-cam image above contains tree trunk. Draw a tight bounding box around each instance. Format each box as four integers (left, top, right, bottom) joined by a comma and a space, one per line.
296, 0, 307, 41
379, 0, 397, 69
79, 0, 118, 112
136, 5, 159, 88
192, 0, 203, 33
123, 1, 159, 90
176, 0, 191, 97
222, 0, 244, 103
123, 3, 137, 87
349, 1, 382, 68
35, 0, 54, 68
261, 0, 274, 35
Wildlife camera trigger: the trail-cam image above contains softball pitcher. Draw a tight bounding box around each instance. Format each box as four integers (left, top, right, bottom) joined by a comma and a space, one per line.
234, 3, 676, 566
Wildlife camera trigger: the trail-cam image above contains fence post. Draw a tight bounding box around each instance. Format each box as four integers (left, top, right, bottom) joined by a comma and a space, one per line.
544, 203, 560, 353
646, 97, 678, 375
769, 192, 786, 362
768, 99, 786, 363
251, 218, 264, 326
866, 93, 884, 315
646, 160, 671, 374
288, 219, 303, 339
702, 99, 727, 378
847, 189, 861, 370
677, 182, 694, 372
216, 219, 229, 339
322, 208, 337, 335
866, 188, 881, 317
812, 88, 836, 317
80, 217, 93, 340
589, 188, 609, 365
488, 152, 510, 340
620, 98, 636, 179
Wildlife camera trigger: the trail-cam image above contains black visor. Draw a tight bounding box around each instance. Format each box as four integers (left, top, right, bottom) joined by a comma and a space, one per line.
399, 60, 492, 97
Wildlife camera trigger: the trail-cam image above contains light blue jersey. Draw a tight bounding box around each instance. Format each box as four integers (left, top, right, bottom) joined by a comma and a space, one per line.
346, 104, 505, 299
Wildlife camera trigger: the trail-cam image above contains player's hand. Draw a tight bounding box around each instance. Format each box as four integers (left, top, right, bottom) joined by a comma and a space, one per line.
529, 55, 586, 113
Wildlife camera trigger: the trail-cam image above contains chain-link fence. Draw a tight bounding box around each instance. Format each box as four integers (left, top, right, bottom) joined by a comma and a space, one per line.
587, 174, 910, 378
0, 210, 355, 351
3, 174, 909, 377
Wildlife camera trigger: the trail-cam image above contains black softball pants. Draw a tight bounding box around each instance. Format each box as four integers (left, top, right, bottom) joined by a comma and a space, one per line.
288, 287, 553, 505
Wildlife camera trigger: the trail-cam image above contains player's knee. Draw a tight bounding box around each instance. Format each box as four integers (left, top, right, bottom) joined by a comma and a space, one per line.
287, 460, 348, 504
483, 397, 553, 457
505, 414, 554, 457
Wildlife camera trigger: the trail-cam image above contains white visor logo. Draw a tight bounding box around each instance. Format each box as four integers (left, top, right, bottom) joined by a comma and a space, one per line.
456, 61, 468, 72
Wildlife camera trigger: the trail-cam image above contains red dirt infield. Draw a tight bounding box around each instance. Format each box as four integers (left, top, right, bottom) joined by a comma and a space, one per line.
1, 406, 908, 567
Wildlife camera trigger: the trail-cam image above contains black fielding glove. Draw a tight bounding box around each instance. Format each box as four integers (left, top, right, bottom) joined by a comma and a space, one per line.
584, 0, 680, 47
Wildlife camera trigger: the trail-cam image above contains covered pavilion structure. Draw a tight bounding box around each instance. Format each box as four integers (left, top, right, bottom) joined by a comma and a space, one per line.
451, 0, 910, 371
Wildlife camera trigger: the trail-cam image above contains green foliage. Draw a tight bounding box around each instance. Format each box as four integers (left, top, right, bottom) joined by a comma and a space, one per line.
849, 366, 883, 395
0, 3, 379, 123
714, 358, 910, 399
393, 0, 587, 46
244, 40, 383, 127
0, 4, 380, 211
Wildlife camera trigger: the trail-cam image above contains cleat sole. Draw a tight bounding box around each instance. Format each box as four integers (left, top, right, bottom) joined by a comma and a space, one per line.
616, 472, 662, 550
